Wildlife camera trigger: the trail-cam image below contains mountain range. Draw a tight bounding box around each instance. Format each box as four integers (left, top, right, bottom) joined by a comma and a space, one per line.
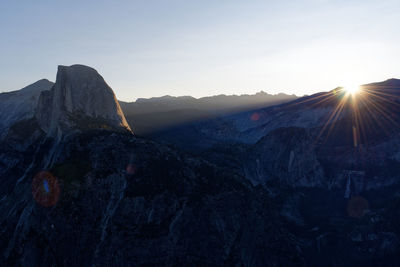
1, 65, 400, 266
120, 92, 297, 134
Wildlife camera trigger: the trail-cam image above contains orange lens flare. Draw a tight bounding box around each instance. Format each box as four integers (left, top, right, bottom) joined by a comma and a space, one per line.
347, 196, 369, 218
32, 171, 60, 207
251, 112, 260, 121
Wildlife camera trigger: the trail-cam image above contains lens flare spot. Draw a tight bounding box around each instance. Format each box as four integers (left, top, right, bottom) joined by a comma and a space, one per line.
347, 196, 369, 218
251, 112, 260, 121
43, 179, 50, 193
32, 171, 60, 207
126, 163, 137, 175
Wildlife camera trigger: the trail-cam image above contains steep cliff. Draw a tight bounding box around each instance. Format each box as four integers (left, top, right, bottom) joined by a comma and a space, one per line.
0, 79, 53, 138
35, 65, 131, 138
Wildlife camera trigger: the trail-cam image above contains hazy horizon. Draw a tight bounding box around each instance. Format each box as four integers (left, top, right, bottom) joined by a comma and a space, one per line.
5, 70, 399, 102
1, 0, 400, 101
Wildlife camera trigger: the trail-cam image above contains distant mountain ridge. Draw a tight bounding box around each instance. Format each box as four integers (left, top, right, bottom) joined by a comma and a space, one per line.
0, 77, 298, 136
120, 91, 297, 134
363, 78, 400, 87
151, 78, 400, 151
122, 91, 297, 113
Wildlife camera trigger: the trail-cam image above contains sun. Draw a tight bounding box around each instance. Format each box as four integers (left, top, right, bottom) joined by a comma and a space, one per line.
343, 84, 361, 96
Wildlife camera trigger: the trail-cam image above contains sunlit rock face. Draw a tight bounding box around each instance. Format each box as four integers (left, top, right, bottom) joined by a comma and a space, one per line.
35, 65, 131, 138
0, 79, 53, 137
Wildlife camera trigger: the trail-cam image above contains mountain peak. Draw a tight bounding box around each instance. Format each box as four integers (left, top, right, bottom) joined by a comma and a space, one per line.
362, 78, 400, 88
57, 64, 99, 79
35, 64, 131, 138
0, 79, 54, 135
25, 78, 53, 89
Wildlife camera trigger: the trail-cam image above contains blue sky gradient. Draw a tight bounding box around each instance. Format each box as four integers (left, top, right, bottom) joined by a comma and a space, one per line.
1, 0, 399, 100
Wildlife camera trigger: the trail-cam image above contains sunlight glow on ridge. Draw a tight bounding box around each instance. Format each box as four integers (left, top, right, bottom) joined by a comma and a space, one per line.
344, 84, 361, 96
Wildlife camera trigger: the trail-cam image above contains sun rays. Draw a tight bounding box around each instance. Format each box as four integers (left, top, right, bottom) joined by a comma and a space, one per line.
344, 84, 360, 96
284, 81, 400, 148
326, 84, 400, 146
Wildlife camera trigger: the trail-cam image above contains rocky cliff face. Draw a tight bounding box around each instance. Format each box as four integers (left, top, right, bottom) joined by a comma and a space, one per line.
0, 65, 302, 266
2, 69, 400, 266
0, 129, 303, 266
0, 79, 53, 138
244, 127, 325, 187
35, 65, 131, 138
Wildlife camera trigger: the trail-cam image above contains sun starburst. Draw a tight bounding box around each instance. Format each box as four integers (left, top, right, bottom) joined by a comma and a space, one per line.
285, 80, 400, 149
344, 84, 361, 96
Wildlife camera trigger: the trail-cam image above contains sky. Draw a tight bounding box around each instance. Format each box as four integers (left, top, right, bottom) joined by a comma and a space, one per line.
1, 0, 400, 101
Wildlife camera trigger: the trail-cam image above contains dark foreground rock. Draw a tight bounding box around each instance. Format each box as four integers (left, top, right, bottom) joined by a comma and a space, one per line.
0, 130, 303, 266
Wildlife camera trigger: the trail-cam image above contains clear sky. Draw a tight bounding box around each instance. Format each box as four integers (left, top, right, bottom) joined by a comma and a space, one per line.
1, 0, 400, 101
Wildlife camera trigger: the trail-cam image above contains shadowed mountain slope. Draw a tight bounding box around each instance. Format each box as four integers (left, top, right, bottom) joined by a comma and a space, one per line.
2, 68, 400, 266
120, 92, 297, 134
0, 65, 301, 266
0, 79, 54, 137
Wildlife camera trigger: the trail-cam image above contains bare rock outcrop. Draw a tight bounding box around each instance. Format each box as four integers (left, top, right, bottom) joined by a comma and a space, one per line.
35, 65, 131, 138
